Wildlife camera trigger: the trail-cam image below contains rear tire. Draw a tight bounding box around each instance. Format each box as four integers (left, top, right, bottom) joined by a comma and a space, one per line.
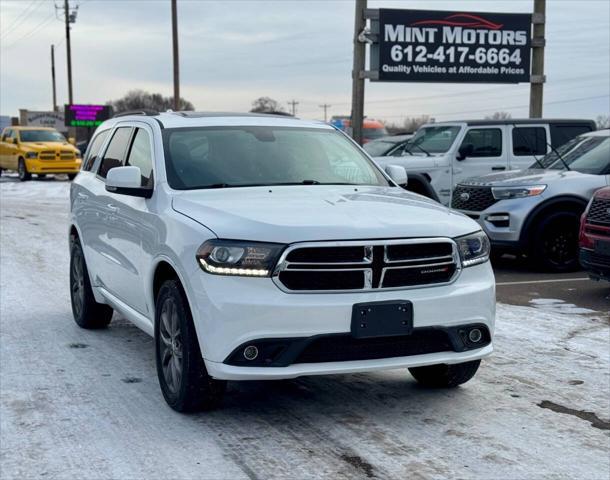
18, 159, 31, 181
155, 279, 226, 412
409, 360, 481, 388
70, 240, 113, 329
531, 211, 581, 272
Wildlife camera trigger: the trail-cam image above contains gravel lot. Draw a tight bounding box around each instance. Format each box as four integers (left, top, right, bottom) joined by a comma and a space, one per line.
1, 177, 609, 479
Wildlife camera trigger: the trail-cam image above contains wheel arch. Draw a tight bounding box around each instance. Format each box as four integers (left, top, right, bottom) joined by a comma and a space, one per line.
403, 172, 440, 202
519, 195, 588, 246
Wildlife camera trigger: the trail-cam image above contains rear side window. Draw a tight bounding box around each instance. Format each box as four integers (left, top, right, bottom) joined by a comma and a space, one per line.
550, 124, 594, 149
512, 127, 547, 156
125, 128, 153, 186
461, 128, 502, 157
83, 130, 110, 171
98, 127, 132, 178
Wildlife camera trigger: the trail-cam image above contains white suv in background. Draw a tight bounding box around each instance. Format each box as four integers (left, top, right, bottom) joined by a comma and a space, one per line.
373, 119, 595, 203
69, 112, 495, 412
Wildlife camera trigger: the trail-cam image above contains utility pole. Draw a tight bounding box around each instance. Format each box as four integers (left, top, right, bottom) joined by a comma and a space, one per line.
318, 103, 331, 122
51, 45, 57, 111
529, 0, 546, 118
64, 0, 74, 105
350, 0, 367, 144
171, 0, 180, 111
288, 99, 299, 116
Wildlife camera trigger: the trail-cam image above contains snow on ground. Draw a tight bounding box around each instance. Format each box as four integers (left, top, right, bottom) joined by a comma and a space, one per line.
1, 178, 609, 479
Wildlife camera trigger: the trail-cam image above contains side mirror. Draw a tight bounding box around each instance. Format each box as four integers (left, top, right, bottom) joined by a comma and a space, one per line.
385, 165, 408, 186
105, 166, 152, 198
457, 144, 473, 161
68, 137, 76, 145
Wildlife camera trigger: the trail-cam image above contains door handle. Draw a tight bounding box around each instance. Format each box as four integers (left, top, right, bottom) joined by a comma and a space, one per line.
492, 166, 506, 171
106, 203, 119, 213
77, 192, 89, 200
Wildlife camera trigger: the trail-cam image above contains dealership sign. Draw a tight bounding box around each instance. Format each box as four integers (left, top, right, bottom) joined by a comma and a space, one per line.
374, 9, 532, 83
64, 104, 112, 127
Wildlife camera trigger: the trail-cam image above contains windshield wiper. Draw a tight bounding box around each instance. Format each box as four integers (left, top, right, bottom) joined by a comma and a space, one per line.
404, 141, 431, 157
198, 180, 359, 189
547, 144, 571, 171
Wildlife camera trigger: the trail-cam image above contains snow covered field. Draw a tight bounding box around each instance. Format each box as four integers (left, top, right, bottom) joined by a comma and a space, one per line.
1, 178, 609, 479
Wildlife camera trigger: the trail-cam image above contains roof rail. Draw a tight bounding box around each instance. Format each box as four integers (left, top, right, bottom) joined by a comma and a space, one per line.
113, 109, 159, 118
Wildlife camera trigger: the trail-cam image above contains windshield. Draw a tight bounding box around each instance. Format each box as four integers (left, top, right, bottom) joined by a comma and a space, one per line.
363, 139, 397, 156
19, 130, 66, 142
545, 135, 610, 174
363, 127, 388, 140
163, 126, 390, 190
408, 126, 461, 154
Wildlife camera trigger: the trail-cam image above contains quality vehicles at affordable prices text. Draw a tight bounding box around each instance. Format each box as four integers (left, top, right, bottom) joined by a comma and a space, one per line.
69, 111, 495, 412
373, 119, 595, 204
452, 130, 610, 272
0, 126, 82, 181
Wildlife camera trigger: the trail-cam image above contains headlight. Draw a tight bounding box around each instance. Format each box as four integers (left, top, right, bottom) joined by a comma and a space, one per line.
455, 231, 490, 267
25, 152, 38, 159
492, 185, 546, 200
196, 240, 285, 277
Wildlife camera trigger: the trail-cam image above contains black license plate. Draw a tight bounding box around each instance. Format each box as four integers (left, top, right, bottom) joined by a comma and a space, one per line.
351, 300, 413, 339
595, 240, 610, 256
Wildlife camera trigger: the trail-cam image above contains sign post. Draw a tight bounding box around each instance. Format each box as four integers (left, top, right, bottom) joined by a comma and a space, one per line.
529, 0, 546, 117
350, 0, 367, 145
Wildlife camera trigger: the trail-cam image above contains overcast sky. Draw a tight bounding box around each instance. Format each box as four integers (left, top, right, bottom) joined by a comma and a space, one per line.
1, 0, 609, 124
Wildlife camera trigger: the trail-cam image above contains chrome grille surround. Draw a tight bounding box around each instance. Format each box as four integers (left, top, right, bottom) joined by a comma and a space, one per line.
273, 238, 461, 293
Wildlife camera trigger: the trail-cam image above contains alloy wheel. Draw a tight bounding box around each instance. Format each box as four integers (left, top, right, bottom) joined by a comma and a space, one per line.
159, 298, 183, 394
71, 251, 85, 317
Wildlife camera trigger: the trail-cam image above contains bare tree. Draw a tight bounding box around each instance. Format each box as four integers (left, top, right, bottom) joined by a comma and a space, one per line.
596, 115, 610, 129
485, 111, 512, 120
109, 89, 194, 113
385, 115, 432, 134
250, 97, 285, 113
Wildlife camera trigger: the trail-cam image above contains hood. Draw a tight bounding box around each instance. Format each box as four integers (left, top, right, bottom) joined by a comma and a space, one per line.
171, 185, 479, 243
21, 141, 76, 151
459, 168, 586, 187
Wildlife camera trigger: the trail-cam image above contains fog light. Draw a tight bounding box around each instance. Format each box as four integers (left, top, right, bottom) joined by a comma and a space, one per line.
468, 328, 483, 343
243, 345, 258, 361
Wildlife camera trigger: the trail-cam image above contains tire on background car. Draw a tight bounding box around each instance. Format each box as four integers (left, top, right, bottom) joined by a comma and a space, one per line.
530, 210, 581, 272
68, 174, 77, 181
17, 158, 31, 181
155, 279, 226, 412
70, 239, 113, 329
409, 360, 481, 388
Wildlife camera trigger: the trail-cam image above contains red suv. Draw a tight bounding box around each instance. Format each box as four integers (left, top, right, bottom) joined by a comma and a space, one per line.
579, 187, 610, 281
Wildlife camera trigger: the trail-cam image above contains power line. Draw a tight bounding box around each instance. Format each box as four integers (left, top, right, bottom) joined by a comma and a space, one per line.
1, 12, 55, 49
377, 94, 610, 120
0, 0, 45, 40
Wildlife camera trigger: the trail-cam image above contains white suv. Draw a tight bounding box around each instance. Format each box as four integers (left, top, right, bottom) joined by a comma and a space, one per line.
69, 112, 495, 411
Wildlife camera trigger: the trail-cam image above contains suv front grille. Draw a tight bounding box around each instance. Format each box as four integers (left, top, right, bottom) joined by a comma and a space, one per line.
274, 239, 459, 292
587, 197, 610, 226
452, 185, 497, 212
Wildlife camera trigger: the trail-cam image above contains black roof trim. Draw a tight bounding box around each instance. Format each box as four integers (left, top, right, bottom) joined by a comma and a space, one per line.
170, 111, 297, 119
113, 109, 160, 118
454, 118, 596, 127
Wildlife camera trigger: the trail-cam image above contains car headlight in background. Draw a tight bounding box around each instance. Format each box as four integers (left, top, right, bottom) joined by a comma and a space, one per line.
455, 231, 490, 267
491, 185, 546, 200
75, 151, 82, 158
25, 152, 38, 159
196, 240, 285, 277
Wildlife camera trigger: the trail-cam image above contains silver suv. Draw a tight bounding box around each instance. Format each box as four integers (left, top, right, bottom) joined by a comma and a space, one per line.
452, 130, 610, 272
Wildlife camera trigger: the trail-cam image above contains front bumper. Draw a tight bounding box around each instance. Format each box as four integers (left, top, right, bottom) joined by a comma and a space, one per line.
25, 158, 81, 174
458, 195, 543, 248
189, 262, 496, 380
580, 248, 610, 281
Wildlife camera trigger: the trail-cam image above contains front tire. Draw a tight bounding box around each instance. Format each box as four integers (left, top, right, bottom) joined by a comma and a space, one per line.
155, 279, 226, 412
531, 211, 581, 272
70, 240, 113, 328
18, 158, 31, 181
409, 360, 481, 388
